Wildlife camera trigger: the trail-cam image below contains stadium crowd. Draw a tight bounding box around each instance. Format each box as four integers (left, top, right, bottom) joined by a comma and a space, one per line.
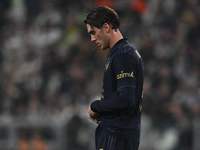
0, 0, 200, 150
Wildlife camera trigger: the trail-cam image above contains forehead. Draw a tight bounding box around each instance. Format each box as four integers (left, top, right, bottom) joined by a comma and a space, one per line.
86, 24, 100, 33
86, 24, 93, 32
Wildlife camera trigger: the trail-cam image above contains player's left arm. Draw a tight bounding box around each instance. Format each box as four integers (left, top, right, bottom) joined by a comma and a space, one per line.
91, 54, 138, 114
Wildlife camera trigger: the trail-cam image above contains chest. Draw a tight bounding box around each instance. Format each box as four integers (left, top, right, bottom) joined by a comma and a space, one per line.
102, 58, 117, 90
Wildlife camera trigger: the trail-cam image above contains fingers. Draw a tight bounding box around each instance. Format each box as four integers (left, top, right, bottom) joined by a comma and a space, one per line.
88, 115, 100, 124
87, 106, 95, 116
88, 106, 97, 118
87, 105, 100, 124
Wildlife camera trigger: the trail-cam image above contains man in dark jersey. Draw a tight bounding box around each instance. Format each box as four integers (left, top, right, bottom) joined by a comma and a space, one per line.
84, 6, 144, 150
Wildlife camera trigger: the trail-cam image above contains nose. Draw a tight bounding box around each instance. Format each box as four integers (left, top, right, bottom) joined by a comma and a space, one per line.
91, 35, 96, 42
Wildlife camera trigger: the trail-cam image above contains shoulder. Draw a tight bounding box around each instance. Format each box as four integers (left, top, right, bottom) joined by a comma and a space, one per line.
111, 44, 143, 71
116, 40, 141, 59
114, 41, 142, 62
112, 53, 137, 67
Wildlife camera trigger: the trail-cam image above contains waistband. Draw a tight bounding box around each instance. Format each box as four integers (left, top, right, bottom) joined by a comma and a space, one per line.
99, 122, 140, 142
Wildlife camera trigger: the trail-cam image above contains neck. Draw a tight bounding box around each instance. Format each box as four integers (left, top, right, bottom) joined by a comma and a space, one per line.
109, 29, 123, 49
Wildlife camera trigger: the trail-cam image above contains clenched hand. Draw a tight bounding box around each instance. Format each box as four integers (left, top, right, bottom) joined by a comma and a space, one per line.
87, 106, 100, 124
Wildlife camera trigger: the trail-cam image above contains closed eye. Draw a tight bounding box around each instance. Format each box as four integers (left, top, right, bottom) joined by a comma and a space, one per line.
89, 31, 95, 35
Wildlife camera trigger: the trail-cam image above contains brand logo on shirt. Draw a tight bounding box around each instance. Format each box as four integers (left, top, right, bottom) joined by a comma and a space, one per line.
116, 71, 134, 79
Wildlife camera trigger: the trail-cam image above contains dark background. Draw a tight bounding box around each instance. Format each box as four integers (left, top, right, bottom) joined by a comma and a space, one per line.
0, 0, 200, 150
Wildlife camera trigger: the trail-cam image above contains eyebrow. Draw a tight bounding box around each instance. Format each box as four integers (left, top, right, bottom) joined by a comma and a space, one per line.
88, 30, 95, 35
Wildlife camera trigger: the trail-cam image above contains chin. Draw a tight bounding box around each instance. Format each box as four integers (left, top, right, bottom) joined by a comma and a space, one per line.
101, 46, 108, 50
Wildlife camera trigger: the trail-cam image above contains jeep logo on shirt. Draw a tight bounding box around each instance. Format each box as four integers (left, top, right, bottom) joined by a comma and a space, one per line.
116, 71, 134, 79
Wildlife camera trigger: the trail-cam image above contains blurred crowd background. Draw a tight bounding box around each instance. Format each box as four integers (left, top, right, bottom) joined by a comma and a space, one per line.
0, 0, 200, 150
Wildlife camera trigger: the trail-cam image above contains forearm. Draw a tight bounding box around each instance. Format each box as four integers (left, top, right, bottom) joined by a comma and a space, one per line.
91, 87, 135, 114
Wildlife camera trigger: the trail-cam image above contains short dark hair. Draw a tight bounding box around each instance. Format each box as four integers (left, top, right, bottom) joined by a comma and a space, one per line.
84, 6, 120, 29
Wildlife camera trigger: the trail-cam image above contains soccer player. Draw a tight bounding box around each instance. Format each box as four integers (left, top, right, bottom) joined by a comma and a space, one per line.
84, 6, 144, 150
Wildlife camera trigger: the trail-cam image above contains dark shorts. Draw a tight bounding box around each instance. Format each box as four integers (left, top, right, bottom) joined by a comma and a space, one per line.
95, 124, 139, 150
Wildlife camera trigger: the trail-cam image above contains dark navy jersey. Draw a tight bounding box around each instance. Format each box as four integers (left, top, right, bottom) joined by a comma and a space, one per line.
91, 38, 144, 142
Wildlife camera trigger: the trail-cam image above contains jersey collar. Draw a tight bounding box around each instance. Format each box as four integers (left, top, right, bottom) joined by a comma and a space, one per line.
108, 37, 128, 58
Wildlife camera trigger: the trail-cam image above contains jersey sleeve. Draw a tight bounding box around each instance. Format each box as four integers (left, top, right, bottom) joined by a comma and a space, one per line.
91, 54, 137, 114
114, 53, 136, 89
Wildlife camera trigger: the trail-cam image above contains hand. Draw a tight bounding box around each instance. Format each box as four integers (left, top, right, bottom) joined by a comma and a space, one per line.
87, 106, 100, 124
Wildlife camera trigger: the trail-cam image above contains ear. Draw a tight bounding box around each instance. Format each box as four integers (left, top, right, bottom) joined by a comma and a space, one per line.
103, 23, 111, 33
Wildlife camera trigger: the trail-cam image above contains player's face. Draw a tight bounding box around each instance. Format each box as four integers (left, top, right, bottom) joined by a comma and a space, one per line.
86, 24, 109, 50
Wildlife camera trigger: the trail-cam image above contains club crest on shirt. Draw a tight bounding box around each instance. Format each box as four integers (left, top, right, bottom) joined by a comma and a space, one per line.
139, 104, 142, 111
116, 71, 134, 79
105, 61, 110, 71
